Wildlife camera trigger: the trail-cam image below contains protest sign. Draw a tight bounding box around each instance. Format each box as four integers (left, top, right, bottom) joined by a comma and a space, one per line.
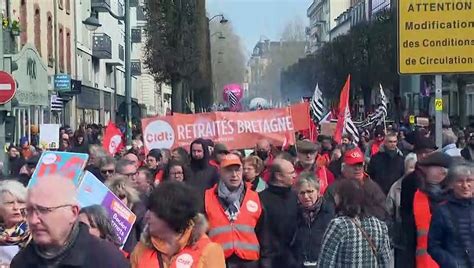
28, 151, 89, 188
39, 124, 60, 149
77, 171, 136, 247
142, 107, 300, 152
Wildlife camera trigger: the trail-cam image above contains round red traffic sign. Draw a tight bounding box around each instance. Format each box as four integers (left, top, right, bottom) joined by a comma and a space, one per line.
0, 71, 16, 104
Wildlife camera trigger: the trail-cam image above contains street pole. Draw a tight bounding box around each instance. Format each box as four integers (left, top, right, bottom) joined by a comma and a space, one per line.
435, 75, 442, 148
124, 0, 132, 145
0, 14, 6, 174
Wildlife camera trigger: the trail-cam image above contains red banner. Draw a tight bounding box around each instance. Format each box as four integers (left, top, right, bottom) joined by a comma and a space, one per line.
142, 106, 311, 152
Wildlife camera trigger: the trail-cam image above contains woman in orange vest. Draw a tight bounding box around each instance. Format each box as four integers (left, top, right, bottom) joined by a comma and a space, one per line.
131, 181, 225, 268
204, 153, 272, 268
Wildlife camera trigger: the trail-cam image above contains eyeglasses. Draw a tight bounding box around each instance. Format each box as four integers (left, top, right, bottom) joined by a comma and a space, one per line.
120, 171, 137, 178
21, 204, 73, 217
298, 189, 316, 196
100, 169, 115, 175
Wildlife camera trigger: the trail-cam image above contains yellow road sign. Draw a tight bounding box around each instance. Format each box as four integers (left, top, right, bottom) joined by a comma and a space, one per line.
435, 98, 443, 111
398, 0, 474, 74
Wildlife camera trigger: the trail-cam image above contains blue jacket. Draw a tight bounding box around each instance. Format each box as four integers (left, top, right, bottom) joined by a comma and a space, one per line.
428, 194, 474, 268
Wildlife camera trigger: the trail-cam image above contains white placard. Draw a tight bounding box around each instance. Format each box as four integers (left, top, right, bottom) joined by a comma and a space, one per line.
39, 124, 60, 149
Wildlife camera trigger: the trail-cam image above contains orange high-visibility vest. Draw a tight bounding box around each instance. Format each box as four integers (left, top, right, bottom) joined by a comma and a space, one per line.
413, 190, 439, 268
134, 234, 211, 268
205, 185, 262, 260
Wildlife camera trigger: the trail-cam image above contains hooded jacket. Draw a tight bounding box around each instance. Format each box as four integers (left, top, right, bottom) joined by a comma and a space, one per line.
187, 139, 219, 198
131, 214, 225, 268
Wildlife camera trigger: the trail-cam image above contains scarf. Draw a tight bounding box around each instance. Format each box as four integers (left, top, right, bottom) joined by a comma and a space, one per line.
0, 221, 31, 248
301, 198, 323, 225
34, 222, 80, 263
218, 181, 244, 221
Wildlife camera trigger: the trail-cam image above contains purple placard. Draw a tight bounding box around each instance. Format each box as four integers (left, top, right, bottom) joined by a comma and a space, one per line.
101, 192, 136, 246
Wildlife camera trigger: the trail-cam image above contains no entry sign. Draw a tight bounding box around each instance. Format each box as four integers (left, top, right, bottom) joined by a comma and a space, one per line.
0, 71, 16, 104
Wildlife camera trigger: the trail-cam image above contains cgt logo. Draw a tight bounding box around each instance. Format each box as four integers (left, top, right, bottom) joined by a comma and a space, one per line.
144, 120, 175, 149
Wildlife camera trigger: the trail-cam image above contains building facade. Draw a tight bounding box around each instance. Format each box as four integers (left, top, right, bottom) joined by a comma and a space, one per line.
6, 0, 75, 144
306, 0, 350, 53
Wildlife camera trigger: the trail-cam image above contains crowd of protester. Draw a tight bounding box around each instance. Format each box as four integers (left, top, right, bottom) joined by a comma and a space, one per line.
0, 121, 473, 267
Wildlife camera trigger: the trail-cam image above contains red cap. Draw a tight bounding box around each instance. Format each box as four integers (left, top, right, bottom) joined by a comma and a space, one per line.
344, 148, 364, 165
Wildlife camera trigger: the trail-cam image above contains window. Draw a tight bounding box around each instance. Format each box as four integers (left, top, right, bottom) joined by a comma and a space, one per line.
47, 13, 53, 66
20, 0, 27, 47
59, 24, 64, 72
66, 29, 71, 74
34, 5, 41, 56
66, 0, 71, 14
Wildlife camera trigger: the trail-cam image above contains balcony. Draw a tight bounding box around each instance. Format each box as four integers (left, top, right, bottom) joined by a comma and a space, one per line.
131, 60, 141, 76
119, 44, 124, 61
131, 28, 142, 43
91, 0, 111, 13
137, 5, 146, 21
93, 33, 112, 59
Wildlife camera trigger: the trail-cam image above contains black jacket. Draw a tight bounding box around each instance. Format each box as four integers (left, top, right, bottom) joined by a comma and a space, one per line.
259, 184, 298, 268
11, 223, 129, 268
290, 200, 335, 267
428, 194, 474, 268
367, 148, 405, 194
187, 139, 219, 199
461, 146, 473, 161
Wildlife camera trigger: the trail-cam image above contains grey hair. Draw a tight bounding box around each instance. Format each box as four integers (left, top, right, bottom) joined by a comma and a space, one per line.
405, 153, 417, 169
446, 163, 473, 185
293, 172, 320, 192
100, 155, 116, 168
442, 128, 458, 147
115, 159, 135, 174
0, 180, 27, 204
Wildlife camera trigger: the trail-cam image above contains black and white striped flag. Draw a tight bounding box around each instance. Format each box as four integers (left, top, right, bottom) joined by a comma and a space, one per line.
344, 106, 360, 144
310, 83, 325, 122
50, 94, 65, 111
227, 91, 238, 107
355, 84, 388, 130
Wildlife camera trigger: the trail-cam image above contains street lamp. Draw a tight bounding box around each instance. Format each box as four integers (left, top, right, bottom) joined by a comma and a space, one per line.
83, 0, 132, 145
82, 12, 102, 31
208, 14, 228, 24
210, 31, 226, 39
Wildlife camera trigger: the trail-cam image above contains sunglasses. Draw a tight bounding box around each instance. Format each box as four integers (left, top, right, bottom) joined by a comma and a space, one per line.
100, 169, 115, 174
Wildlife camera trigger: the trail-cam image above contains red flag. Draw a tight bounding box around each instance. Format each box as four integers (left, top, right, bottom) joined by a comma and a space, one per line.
334, 75, 351, 144
103, 123, 124, 155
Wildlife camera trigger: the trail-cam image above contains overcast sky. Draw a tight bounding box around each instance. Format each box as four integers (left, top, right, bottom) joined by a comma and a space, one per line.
206, 0, 312, 56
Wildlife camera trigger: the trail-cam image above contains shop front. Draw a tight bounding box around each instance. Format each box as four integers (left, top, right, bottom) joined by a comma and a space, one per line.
10, 44, 49, 144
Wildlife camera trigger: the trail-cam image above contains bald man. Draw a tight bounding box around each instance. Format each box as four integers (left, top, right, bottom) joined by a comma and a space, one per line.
11, 175, 129, 268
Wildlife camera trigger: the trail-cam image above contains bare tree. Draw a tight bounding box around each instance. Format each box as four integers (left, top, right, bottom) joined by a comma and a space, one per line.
210, 21, 246, 103
258, 17, 307, 101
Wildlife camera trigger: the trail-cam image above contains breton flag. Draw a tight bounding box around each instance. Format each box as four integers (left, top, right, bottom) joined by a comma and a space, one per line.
227, 91, 239, 107
343, 105, 360, 144
310, 83, 325, 122
334, 75, 360, 144
50, 94, 65, 111
355, 84, 388, 130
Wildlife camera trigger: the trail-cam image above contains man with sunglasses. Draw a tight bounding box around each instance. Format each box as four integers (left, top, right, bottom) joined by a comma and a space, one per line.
11, 175, 128, 267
